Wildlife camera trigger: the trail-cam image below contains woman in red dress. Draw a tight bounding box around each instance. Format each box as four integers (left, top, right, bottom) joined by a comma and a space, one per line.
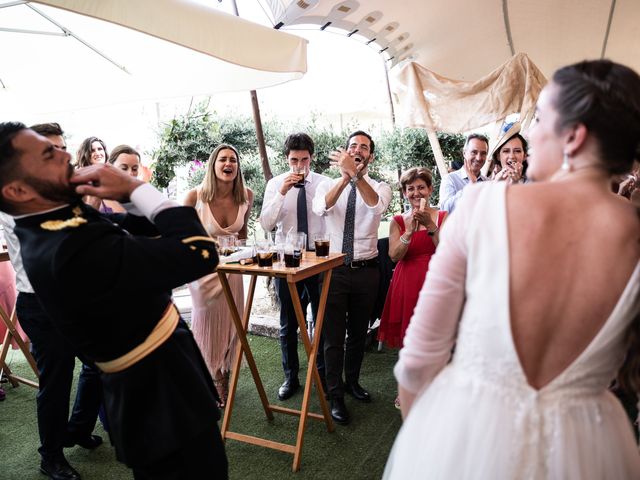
379, 168, 446, 405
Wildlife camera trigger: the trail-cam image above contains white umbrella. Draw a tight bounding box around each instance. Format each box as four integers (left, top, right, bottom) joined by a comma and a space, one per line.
0, 0, 307, 116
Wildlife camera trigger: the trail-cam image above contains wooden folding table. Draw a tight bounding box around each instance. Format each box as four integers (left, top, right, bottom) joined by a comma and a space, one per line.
217, 252, 344, 472
0, 251, 39, 388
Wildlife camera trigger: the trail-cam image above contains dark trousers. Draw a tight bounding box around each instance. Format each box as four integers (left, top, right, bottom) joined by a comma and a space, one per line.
16, 292, 102, 462
322, 265, 380, 399
132, 422, 228, 480
275, 275, 324, 381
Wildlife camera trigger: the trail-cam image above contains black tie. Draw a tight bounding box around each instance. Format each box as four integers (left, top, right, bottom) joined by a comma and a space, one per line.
342, 182, 357, 264
297, 184, 309, 250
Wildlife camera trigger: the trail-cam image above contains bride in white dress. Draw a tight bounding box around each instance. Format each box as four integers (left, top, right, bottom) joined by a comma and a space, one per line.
384, 60, 640, 479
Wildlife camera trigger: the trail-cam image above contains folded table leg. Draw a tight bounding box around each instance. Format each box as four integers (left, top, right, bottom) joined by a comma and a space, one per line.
288, 269, 335, 472
219, 273, 273, 441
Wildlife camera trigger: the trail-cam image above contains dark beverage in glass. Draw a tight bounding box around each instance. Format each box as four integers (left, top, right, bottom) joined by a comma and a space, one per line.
272, 251, 279, 263
293, 172, 305, 188
284, 250, 301, 267
314, 240, 330, 257
257, 252, 273, 267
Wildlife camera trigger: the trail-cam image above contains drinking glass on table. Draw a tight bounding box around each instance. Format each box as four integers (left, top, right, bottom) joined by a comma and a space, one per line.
284, 232, 304, 268
256, 238, 274, 267
217, 235, 237, 256
313, 234, 330, 258
274, 232, 286, 264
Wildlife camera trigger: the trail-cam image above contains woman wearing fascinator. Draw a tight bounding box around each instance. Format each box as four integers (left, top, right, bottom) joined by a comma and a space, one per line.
487, 122, 529, 183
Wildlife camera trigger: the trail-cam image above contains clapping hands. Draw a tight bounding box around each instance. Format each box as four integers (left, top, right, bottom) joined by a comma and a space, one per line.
494, 161, 523, 183
328, 148, 365, 181
618, 173, 638, 199
405, 205, 434, 234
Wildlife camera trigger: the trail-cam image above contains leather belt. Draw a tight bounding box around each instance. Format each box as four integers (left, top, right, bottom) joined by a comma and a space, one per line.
345, 257, 378, 269
96, 304, 179, 373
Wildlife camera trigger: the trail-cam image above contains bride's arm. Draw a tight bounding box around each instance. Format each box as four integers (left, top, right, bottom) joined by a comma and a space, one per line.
395, 187, 474, 419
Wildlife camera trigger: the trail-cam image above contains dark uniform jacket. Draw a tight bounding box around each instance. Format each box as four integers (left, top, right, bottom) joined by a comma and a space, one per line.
14, 201, 222, 467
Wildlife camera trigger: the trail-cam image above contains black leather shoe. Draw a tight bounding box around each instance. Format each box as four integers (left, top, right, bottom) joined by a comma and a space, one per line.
277, 378, 300, 400
345, 382, 372, 403
64, 434, 103, 450
40, 458, 81, 480
330, 397, 350, 425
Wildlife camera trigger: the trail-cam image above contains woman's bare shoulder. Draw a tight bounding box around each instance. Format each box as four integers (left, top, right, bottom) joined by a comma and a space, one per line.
183, 188, 198, 206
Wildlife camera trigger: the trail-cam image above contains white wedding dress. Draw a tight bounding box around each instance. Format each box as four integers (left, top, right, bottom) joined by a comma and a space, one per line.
384, 183, 640, 479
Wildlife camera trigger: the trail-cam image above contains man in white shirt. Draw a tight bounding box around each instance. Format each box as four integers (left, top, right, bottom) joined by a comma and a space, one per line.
439, 133, 489, 213
260, 133, 330, 401
0, 122, 102, 480
312, 131, 392, 425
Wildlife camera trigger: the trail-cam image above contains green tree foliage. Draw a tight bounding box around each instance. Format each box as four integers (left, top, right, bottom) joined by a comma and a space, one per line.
375, 129, 465, 214
150, 100, 465, 229
151, 102, 217, 189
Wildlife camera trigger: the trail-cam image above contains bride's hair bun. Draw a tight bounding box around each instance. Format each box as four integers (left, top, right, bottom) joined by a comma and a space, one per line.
552, 59, 640, 175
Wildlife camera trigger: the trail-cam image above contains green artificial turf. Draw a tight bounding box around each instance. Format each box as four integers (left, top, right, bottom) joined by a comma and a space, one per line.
0, 335, 402, 479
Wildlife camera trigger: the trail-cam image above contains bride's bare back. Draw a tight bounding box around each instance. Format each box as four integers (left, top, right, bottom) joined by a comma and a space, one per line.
507, 180, 640, 389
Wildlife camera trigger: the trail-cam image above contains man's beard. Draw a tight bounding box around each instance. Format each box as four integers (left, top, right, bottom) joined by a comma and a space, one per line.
24, 163, 81, 204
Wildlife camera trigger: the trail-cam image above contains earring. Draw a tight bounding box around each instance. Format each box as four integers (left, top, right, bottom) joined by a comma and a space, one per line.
561, 151, 572, 172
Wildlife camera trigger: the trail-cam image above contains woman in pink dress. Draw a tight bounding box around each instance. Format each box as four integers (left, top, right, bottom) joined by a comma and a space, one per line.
184, 144, 253, 407
0, 260, 16, 401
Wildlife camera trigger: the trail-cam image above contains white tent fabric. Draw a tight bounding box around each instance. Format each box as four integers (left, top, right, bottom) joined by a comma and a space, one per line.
0, 0, 307, 116
267, 0, 640, 79
265, 0, 639, 175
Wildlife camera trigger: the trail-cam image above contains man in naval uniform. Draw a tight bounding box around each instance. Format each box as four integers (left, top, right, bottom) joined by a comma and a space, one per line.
0, 122, 227, 479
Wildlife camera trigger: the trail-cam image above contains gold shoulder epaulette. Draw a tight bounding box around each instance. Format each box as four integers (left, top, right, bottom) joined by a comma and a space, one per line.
41, 217, 88, 231
181, 236, 216, 245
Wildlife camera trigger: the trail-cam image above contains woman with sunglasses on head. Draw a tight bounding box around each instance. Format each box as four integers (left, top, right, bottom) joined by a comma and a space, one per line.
184, 144, 253, 408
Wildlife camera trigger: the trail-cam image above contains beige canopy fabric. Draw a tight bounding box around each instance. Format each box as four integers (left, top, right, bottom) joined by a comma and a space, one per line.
391, 53, 547, 134
33, 0, 307, 74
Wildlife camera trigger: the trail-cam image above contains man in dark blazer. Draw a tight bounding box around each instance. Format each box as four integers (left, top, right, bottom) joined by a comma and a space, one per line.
0, 122, 228, 479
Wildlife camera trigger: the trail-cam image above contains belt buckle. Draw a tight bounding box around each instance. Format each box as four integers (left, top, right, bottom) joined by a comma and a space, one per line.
349, 260, 361, 269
